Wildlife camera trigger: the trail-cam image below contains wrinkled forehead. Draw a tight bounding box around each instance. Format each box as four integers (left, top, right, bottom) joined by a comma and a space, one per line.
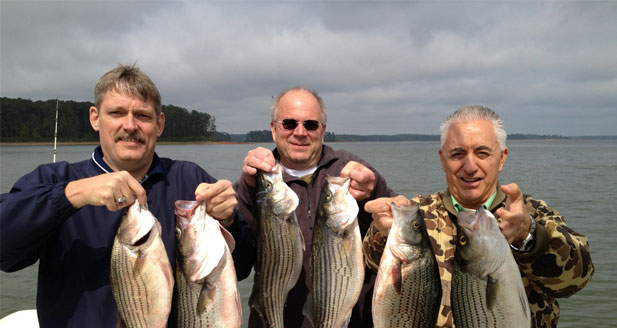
444, 120, 499, 149
101, 89, 157, 111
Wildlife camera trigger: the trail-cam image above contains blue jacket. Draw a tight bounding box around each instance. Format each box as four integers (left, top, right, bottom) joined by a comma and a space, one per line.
0, 146, 249, 327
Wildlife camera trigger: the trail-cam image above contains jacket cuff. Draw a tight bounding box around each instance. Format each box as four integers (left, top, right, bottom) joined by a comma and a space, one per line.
512, 221, 549, 262
55, 182, 79, 219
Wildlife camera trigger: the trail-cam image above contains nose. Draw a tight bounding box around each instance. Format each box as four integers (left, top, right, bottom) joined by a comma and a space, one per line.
292, 123, 308, 136
123, 114, 138, 132
461, 154, 478, 173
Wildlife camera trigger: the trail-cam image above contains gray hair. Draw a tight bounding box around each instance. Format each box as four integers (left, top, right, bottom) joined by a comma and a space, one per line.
270, 86, 328, 125
440, 105, 507, 150
94, 63, 162, 115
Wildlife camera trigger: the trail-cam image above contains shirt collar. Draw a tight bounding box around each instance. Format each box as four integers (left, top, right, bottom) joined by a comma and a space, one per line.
450, 188, 498, 213
90, 145, 164, 184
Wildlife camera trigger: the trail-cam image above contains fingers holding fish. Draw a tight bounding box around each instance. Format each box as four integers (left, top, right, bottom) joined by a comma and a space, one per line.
64, 171, 146, 210
341, 161, 375, 201
242, 147, 276, 187
365, 195, 410, 235
195, 180, 238, 221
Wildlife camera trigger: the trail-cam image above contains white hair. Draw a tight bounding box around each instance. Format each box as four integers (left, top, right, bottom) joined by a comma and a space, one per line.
440, 105, 507, 150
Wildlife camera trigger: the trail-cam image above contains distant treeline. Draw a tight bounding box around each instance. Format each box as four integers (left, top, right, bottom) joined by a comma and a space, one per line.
0, 97, 225, 142
237, 131, 578, 142
237, 130, 336, 143
2, 97, 611, 143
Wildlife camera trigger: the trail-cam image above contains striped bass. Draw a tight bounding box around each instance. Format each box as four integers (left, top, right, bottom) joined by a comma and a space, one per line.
249, 163, 303, 327
372, 203, 440, 328
174, 200, 242, 328
110, 201, 174, 328
452, 206, 531, 328
303, 176, 364, 328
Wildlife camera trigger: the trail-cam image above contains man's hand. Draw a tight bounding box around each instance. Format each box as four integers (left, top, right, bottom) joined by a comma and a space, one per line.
364, 195, 410, 236
195, 180, 238, 223
495, 183, 532, 244
64, 171, 147, 211
241, 147, 276, 187
341, 161, 376, 201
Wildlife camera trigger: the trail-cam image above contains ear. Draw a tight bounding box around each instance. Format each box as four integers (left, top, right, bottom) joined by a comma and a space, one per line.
156, 112, 165, 137
270, 121, 276, 142
498, 147, 508, 172
438, 148, 446, 172
89, 106, 100, 131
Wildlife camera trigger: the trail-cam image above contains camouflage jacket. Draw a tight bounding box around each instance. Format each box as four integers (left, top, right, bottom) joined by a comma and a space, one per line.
363, 187, 594, 328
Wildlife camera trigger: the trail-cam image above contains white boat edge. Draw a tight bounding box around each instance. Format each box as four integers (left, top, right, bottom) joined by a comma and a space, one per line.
0, 309, 39, 327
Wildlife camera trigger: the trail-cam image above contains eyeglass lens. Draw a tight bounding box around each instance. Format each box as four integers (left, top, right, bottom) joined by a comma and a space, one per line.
281, 119, 320, 131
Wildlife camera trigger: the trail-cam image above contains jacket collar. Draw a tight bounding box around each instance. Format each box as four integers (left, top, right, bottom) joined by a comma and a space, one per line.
443, 182, 505, 215
90, 145, 165, 184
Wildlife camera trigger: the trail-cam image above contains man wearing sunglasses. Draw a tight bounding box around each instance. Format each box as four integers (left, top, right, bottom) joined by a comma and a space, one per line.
233, 86, 397, 327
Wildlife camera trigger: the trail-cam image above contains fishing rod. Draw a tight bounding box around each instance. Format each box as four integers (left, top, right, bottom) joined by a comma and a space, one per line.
53, 99, 58, 163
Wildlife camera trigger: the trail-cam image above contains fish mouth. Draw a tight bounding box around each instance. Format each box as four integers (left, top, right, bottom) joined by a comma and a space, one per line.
132, 230, 153, 246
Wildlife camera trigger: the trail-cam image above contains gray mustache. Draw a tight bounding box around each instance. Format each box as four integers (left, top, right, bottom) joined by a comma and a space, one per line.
115, 133, 145, 143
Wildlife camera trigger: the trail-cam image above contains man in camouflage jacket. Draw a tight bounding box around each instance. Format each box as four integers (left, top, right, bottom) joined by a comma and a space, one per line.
363, 106, 593, 328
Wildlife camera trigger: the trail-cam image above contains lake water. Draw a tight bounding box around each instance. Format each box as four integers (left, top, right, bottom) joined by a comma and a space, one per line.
1, 140, 616, 326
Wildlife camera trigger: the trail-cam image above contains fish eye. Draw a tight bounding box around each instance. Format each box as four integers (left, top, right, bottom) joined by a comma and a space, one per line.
412, 220, 421, 230
265, 182, 272, 189
458, 234, 467, 246
175, 227, 182, 238
325, 191, 333, 200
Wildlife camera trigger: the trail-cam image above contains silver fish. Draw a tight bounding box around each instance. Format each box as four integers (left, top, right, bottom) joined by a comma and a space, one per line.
249, 163, 303, 327
303, 176, 364, 328
372, 203, 440, 328
452, 206, 531, 328
174, 200, 242, 328
110, 201, 174, 328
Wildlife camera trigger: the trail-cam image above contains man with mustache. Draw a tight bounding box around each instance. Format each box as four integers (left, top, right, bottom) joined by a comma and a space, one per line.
363, 106, 594, 328
0, 64, 241, 327
234, 86, 397, 327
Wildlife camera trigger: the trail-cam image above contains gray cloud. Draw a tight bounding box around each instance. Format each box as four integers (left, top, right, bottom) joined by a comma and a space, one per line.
2, 0, 616, 136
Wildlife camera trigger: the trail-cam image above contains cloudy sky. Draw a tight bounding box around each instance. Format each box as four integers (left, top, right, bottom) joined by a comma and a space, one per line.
1, 0, 616, 136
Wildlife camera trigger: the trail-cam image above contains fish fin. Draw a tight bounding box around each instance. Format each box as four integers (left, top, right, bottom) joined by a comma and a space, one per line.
115, 313, 126, 328
197, 282, 216, 313
340, 312, 352, 328
302, 292, 315, 327
219, 223, 236, 252
486, 276, 498, 310
342, 233, 353, 253
518, 281, 532, 322
291, 213, 306, 251
392, 262, 403, 295
132, 251, 148, 277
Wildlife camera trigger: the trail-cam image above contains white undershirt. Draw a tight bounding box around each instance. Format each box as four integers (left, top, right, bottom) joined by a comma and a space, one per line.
280, 163, 317, 178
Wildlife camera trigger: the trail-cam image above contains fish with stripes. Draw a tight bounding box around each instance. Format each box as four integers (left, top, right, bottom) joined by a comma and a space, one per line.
249, 162, 303, 327
452, 206, 531, 328
110, 201, 174, 328
372, 203, 440, 328
303, 176, 364, 328
174, 200, 242, 328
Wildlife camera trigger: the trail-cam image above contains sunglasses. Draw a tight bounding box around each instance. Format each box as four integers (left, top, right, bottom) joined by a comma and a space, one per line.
275, 119, 321, 131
